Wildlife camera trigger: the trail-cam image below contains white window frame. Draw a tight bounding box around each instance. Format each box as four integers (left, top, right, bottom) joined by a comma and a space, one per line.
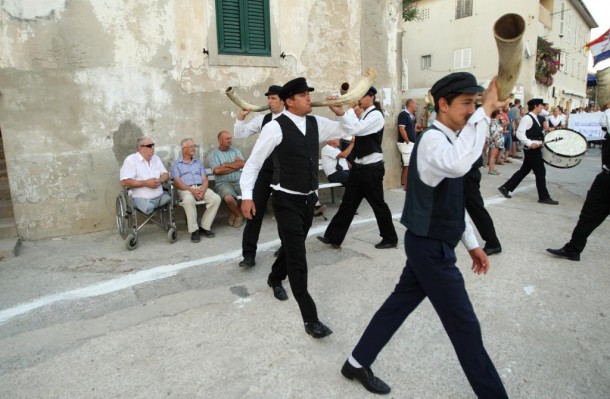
421, 54, 431, 70
453, 48, 471, 69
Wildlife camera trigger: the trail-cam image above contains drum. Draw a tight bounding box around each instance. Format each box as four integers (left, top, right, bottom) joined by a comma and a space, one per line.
542, 128, 587, 168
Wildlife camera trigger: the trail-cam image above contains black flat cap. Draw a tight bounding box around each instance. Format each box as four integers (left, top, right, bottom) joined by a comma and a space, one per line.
265, 85, 282, 96
431, 72, 484, 103
365, 86, 377, 96
527, 98, 544, 107
279, 78, 314, 101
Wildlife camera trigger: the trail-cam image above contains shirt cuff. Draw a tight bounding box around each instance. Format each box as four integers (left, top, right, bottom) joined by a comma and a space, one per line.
241, 190, 253, 200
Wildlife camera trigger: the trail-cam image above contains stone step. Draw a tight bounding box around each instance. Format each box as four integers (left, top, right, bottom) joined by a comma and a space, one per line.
0, 200, 13, 219
0, 237, 22, 260
0, 218, 17, 239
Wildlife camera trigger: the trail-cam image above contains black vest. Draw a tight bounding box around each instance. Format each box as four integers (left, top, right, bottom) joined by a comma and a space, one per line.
353, 109, 383, 159
525, 114, 544, 141
271, 114, 319, 193
400, 127, 465, 247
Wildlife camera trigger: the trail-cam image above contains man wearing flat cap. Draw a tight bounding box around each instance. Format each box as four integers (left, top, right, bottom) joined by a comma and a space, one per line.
318, 85, 398, 250
340, 72, 510, 398
498, 98, 559, 204
240, 77, 360, 338
233, 84, 284, 268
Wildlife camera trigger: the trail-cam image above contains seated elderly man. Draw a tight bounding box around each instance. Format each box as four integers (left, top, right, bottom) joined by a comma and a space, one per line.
209, 130, 246, 228
120, 136, 171, 213
170, 138, 221, 243
321, 137, 354, 185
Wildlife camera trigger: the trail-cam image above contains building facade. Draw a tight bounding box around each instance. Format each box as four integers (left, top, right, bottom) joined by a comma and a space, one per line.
0, 0, 404, 240
402, 0, 596, 111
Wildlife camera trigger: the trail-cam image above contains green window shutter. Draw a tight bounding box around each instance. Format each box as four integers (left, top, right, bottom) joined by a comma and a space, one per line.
216, 0, 270, 56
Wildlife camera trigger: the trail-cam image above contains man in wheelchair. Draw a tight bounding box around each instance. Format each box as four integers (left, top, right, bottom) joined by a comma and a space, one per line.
120, 136, 171, 213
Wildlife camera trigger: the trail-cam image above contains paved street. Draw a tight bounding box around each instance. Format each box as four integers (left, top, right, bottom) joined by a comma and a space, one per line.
1, 148, 609, 399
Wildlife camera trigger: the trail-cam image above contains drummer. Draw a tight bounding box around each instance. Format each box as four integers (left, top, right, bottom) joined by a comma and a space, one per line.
498, 98, 559, 205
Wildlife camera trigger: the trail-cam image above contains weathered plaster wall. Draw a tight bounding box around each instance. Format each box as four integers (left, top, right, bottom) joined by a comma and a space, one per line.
0, 0, 401, 240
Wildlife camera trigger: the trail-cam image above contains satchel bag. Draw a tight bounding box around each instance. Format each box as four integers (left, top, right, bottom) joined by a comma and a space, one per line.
335, 158, 343, 171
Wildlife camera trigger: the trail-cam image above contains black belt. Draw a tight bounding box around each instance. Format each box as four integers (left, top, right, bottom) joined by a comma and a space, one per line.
190, 184, 202, 187
352, 161, 384, 169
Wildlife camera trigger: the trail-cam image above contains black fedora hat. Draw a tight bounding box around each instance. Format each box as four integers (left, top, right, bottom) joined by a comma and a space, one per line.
265, 85, 282, 96
279, 77, 315, 101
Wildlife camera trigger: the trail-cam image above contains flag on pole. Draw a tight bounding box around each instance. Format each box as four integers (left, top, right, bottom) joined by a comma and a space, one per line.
584, 28, 610, 66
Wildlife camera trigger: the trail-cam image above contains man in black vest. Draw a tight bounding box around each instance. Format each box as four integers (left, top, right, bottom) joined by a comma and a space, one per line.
234, 85, 284, 268
317, 86, 399, 249
240, 77, 353, 338
546, 103, 610, 261
339, 72, 509, 397
498, 98, 559, 204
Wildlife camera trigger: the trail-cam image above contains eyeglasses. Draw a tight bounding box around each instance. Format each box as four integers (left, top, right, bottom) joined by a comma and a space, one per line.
140, 143, 155, 148
182, 145, 198, 149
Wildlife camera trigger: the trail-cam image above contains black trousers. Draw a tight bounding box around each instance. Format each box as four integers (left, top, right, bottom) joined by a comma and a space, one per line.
241, 160, 274, 260
465, 167, 501, 248
327, 170, 350, 185
352, 231, 509, 399
268, 190, 319, 323
502, 148, 550, 200
565, 171, 610, 253
324, 162, 397, 245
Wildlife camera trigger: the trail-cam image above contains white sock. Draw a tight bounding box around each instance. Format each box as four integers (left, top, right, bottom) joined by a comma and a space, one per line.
348, 354, 363, 368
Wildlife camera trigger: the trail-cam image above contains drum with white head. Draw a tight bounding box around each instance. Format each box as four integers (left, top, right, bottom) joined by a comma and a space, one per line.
542, 128, 587, 168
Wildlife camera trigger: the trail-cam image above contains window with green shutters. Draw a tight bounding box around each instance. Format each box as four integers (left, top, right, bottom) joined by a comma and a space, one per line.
216, 0, 271, 56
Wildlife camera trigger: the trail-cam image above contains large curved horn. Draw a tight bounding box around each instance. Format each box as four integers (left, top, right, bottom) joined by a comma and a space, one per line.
596, 66, 610, 107
310, 67, 377, 107
494, 13, 526, 100
340, 82, 350, 95
225, 87, 270, 112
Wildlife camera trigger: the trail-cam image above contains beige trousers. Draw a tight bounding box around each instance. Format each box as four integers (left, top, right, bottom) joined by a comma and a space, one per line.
178, 188, 221, 232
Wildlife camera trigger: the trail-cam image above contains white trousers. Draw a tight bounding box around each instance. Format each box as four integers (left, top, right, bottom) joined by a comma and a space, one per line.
178, 189, 221, 232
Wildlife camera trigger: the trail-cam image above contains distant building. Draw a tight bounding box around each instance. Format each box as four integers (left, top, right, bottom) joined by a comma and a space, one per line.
402, 0, 597, 112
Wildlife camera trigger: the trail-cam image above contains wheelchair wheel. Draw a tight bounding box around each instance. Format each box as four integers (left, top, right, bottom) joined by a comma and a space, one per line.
125, 233, 138, 250
116, 192, 129, 239
167, 227, 177, 243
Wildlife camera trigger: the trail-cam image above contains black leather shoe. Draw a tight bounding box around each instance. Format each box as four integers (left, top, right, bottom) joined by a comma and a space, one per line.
375, 240, 397, 249
538, 198, 559, 205
317, 236, 340, 249
199, 228, 215, 238
191, 230, 200, 243
546, 247, 580, 261
483, 245, 502, 256
304, 320, 333, 338
498, 186, 511, 198
239, 257, 255, 267
267, 279, 288, 301
341, 360, 391, 394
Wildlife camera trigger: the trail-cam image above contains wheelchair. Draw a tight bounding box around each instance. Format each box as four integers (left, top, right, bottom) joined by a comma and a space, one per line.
115, 188, 177, 250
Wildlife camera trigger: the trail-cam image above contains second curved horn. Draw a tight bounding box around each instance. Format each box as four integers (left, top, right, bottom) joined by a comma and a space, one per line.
310, 68, 377, 107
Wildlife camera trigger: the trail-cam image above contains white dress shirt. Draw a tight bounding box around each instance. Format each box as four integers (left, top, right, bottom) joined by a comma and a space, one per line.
416, 106, 490, 250
240, 110, 353, 199
233, 111, 283, 139
119, 153, 167, 199
344, 105, 385, 164
515, 112, 544, 147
